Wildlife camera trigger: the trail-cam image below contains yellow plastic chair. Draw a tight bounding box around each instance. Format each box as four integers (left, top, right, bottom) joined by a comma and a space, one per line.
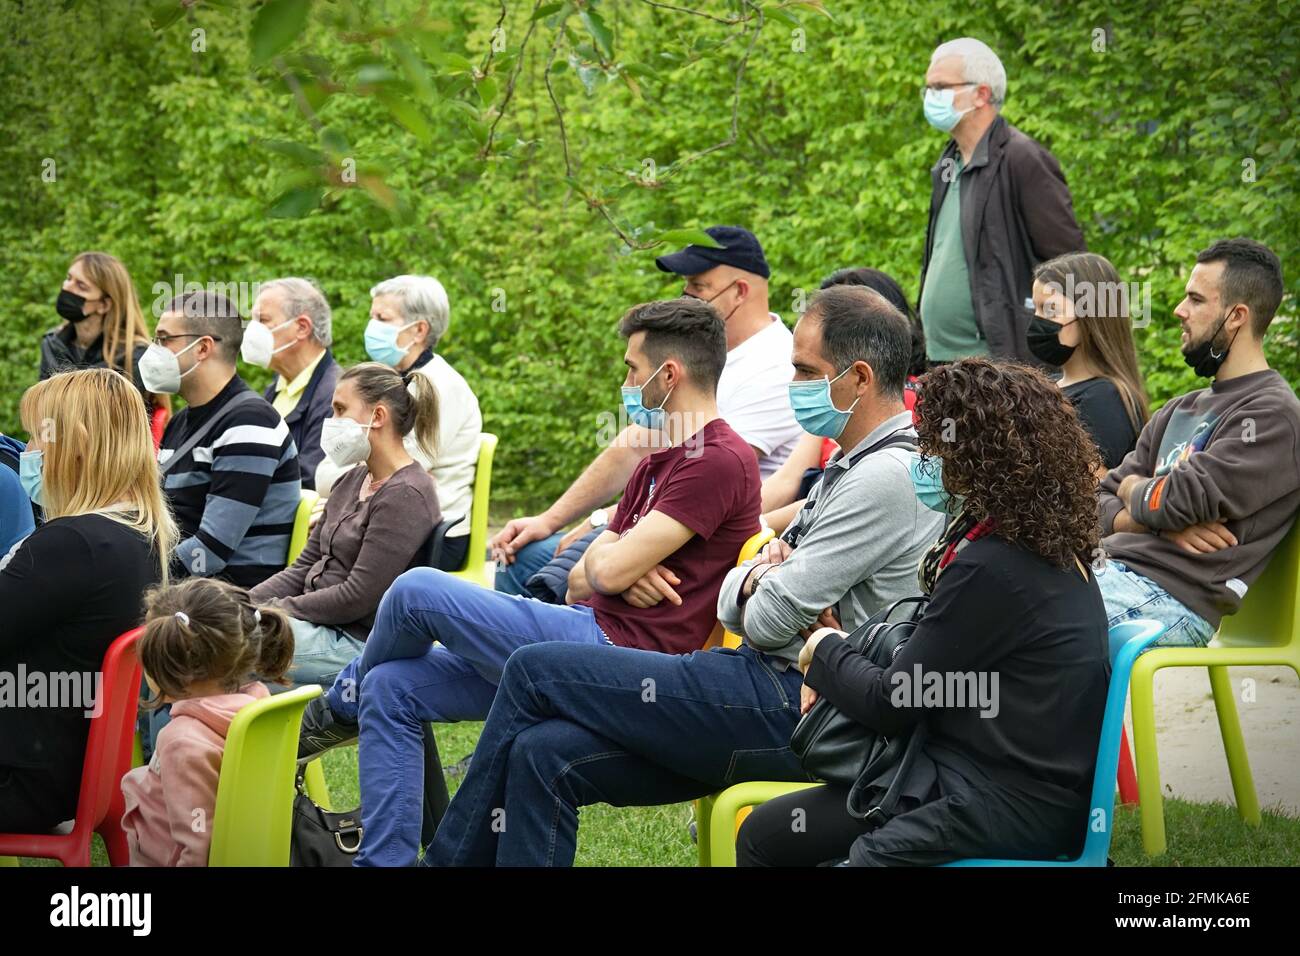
450, 433, 498, 587
698, 781, 821, 867
208, 684, 321, 867
1130, 521, 1300, 856
287, 490, 320, 565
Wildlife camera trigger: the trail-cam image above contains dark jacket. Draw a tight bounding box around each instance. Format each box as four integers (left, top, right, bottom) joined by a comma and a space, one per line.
263, 349, 339, 491
919, 116, 1086, 363
39, 325, 151, 404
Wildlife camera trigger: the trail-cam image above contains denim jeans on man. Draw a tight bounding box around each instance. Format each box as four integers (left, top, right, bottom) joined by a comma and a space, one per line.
1097, 560, 1215, 647
493, 533, 565, 595
422, 639, 810, 866
327, 566, 613, 865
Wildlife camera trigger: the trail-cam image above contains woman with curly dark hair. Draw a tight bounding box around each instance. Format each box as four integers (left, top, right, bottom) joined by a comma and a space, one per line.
738, 358, 1111, 866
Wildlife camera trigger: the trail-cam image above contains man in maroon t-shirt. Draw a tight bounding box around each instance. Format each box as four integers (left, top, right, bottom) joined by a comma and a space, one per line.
297, 297, 761, 866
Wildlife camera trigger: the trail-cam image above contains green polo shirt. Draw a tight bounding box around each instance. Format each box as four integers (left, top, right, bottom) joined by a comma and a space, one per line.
920, 158, 987, 361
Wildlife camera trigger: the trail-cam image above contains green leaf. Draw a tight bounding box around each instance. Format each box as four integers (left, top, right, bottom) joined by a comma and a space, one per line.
355, 64, 401, 87
319, 128, 349, 157
531, 2, 564, 19
654, 228, 722, 249
477, 75, 498, 105
581, 9, 614, 61
766, 7, 803, 28
260, 139, 324, 166
250, 0, 311, 67
389, 38, 436, 102
431, 51, 474, 74
148, 0, 187, 31
376, 91, 433, 144
268, 185, 323, 218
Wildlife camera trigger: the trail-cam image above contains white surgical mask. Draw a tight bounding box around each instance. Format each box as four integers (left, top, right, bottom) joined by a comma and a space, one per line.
139, 338, 203, 395
320, 414, 376, 468
240, 319, 294, 369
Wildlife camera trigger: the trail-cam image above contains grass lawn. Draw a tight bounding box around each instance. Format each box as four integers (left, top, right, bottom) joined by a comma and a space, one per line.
13, 722, 1298, 866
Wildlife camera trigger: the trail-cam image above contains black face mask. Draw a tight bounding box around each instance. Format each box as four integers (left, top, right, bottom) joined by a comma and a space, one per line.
56, 289, 94, 324
1182, 308, 1239, 378
1026, 315, 1077, 366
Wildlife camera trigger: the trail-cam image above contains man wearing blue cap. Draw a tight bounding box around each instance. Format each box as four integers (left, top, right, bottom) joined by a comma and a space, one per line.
492, 225, 801, 595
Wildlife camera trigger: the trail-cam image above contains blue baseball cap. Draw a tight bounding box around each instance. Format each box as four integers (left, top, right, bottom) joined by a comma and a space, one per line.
655, 225, 770, 280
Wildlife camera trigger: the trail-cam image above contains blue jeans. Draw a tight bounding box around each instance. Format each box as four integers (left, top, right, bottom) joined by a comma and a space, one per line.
325, 567, 611, 866
493, 533, 564, 596
283, 618, 365, 690
423, 641, 810, 867
1097, 560, 1215, 647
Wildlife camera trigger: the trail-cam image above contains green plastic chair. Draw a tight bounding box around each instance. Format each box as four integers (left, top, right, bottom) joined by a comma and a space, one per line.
287, 490, 320, 565
697, 781, 822, 867
208, 684, 321, 867
449, 433, 497, 587
1130, 520, 1300, 855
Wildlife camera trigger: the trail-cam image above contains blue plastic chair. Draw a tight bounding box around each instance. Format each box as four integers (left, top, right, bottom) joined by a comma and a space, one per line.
944, 618, 1166, 867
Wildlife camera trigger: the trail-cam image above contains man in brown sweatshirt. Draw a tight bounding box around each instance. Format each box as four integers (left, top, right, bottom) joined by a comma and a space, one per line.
1098, 238, 1300, 646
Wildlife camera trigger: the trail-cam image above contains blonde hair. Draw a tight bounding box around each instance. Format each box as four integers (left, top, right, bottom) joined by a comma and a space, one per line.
67, 252, 153, 384
340, 362, 440, 461
20, 368, 178, 582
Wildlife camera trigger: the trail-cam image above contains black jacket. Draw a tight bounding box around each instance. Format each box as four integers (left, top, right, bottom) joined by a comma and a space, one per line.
263, 349, 339, 490
919, 116, 1086, 363
39, 325, 150, 403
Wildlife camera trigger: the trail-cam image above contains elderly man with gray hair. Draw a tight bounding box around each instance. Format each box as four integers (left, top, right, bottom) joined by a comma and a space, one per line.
316, 274, 482, 570
918, 37, 1085, 365
245, 277, 339, 490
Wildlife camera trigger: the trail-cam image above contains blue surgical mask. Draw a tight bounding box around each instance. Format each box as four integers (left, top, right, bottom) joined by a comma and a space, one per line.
19, 449, 44, 507
923, 87, 973, 132
364, 318, 421, 367
787, 366, 860, 440
621, 362, 673, 430
910, 455, 960, 514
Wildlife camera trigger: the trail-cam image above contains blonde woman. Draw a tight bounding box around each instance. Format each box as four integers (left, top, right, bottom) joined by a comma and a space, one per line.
41, 251, 169, 420
0, 368, 176, 832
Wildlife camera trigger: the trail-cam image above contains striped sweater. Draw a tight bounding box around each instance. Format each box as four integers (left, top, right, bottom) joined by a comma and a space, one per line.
159, 375, 301, 588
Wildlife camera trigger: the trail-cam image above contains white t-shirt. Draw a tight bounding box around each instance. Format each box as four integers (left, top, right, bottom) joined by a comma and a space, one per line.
315, 353, 483, 538
717, 314, 800, 478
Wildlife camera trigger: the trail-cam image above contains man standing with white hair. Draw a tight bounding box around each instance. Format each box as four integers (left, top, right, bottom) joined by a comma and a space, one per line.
244, 277, 339, 490
319, 274, 482, 571
918, 37, 1085, 365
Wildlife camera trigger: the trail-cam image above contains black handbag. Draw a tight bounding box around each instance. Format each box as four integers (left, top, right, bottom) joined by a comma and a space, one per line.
290, 772, 363, 867
790, 596, 930, 822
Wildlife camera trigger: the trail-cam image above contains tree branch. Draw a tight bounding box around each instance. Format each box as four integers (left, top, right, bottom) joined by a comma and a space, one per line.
481, 0, 546, 159
636, 0, 749, 25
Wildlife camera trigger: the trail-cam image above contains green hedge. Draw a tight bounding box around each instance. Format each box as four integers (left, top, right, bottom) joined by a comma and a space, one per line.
2, 0, 1296, 509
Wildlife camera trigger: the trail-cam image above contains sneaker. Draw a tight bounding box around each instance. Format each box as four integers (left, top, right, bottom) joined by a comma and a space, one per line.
297, 696, 359, 764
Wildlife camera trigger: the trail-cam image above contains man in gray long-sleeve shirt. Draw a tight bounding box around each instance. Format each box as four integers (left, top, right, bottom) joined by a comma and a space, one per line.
1098, 238, 1300, 645
719, 287, 944, 668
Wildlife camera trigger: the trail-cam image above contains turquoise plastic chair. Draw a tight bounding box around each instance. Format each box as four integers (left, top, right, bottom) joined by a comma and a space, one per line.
208, 684, 321, 867
944, 619, 1166, 867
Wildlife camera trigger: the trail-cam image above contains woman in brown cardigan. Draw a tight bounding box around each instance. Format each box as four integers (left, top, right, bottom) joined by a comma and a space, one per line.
251, 362, 441, 686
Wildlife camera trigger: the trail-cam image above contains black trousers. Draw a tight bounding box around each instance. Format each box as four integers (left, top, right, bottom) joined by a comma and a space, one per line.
0, 765, 77, 833
737, 781, 1085, 867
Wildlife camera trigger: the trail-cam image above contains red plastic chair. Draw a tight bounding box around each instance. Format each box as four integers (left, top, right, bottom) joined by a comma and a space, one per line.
1117, 726, 1140, 806
0, 627, 144, 866
149, 406, 168, 451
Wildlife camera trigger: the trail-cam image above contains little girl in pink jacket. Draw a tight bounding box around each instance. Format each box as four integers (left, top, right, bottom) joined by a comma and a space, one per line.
121, 577, 294, 866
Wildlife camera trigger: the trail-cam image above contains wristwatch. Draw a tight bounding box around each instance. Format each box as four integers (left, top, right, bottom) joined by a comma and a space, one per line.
589, 508, 609, 529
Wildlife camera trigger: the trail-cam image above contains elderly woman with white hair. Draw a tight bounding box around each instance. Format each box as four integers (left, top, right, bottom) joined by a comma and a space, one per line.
316, 274, 483, 572
917, 36, 1086, 367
